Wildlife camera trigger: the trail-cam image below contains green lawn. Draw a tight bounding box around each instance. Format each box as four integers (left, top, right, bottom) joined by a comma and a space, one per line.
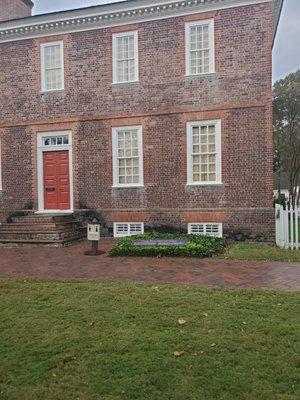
222, 243, 300, 262
0, 280, 299, 400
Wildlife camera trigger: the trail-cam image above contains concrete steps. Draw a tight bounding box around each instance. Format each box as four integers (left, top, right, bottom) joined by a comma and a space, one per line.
0, 214, 86, 246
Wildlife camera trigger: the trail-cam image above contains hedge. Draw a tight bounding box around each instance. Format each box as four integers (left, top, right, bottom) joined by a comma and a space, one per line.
109, 231, 226, 258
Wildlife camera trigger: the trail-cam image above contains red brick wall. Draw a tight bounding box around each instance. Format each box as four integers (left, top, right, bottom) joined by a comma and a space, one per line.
0, 3, 275, 239
0, 0, 32, 22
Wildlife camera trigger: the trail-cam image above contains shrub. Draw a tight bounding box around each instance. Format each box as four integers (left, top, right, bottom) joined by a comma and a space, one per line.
109, 231, 226, 258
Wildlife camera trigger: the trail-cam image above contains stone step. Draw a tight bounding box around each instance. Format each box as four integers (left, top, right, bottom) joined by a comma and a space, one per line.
0, 221, 83, 232
11, 215, 75, 224
0, 235, 86, 247
0, 214, 86, 246
0, 229, 86, 241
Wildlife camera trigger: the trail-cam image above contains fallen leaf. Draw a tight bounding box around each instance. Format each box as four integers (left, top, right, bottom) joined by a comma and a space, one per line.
203, 313, 208, 317
193, 351, 204, 357
89, 321, 95, 326
178, 319, 186, 325
173, 351, 184, 357
210, 343, 216, 347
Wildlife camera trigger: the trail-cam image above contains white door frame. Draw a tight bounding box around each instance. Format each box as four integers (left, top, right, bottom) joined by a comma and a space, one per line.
36, 131, 74, 214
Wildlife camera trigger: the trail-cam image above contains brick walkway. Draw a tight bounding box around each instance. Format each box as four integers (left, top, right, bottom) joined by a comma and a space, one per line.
0, 240, 299, 291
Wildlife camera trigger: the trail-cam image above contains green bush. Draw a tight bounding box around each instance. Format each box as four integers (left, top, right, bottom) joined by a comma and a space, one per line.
109, 231, 226, 258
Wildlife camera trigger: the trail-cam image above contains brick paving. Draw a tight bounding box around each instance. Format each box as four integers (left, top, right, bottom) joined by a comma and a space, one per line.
0, 240, 299, 291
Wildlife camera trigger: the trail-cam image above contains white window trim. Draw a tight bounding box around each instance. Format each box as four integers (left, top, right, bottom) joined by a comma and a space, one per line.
0, 139, 2, 191
188, 223, 223, 238
40, 41, 65, 92
36, 131, 73, 214
187, 119, 222, 186
113, 222, 144, 238
185, 19, 215, 76
112, 125, 144, 188
112, 30, 139, 84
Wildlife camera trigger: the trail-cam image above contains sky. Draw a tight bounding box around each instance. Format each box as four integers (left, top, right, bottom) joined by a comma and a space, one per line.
32, 0, 300, 82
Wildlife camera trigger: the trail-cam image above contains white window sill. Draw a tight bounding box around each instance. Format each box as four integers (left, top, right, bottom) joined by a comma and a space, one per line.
40, 89, 65, 94
186, 182, 223, 187
112, 185, 144, 189
111, 80, 140, 86
185, 72, 216, 78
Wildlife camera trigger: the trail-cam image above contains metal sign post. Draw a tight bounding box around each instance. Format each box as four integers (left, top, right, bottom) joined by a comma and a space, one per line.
84, 218, 103, 256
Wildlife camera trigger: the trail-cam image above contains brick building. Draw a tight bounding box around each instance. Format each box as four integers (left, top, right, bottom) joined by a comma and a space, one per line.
0, 0, 283, 240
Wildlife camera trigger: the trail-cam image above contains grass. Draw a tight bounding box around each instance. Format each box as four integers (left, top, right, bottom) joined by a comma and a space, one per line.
222, 243, 300, 262
0, 279, 299, 400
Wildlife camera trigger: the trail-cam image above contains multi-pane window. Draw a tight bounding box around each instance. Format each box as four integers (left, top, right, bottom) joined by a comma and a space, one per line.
112, 126, 143, 187
113, 31, 138, 83
188, 223, 222, 238
187, 120, 221, 185
185, 20, 215, 75
41, 41, 64, 91
114, 222, 144, 238
43, 135, 69, 146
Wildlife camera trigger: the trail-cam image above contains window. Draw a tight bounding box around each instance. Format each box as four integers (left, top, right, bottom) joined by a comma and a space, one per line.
41, 41, 64, 92
187, 120, 221, 185
188, 223, 222, 238
185, 19, 215, 76
43, 135, 69, 146
112, 126, 143, 187
114, 222, 144, 238
112, 31, 139, 83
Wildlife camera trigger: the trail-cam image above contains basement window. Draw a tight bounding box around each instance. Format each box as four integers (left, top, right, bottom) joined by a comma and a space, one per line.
114, 222, 144, 238
188, 223, 222, 238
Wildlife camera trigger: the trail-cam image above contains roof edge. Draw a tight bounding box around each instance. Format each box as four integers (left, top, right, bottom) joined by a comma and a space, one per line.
272, 0, 284, 48
0, 0, 273, 43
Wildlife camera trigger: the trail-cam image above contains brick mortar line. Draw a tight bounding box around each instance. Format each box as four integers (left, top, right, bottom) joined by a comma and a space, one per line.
0, 101, 269, 129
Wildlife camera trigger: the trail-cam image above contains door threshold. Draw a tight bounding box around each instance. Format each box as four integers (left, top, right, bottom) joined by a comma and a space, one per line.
35, 210, 74, 215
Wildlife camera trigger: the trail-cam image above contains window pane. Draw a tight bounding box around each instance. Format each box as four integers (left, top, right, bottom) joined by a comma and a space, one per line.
191, 123, 217, 183
43, 44, 63, 91
117, 129, 140, 185
115, 33, 136, 82
189, 23, 211, 75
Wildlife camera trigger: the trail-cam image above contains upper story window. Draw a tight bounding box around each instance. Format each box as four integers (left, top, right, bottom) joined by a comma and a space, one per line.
112, 31, 139, 84
185, 19, 215, 76
187, 120, 221, 185
41, 41, 64, 92
112, 126, 143, 187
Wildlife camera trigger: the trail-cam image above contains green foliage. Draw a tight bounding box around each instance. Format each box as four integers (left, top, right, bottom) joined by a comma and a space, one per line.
110, 231, 226, 258
0, 279, 299, 400
273, 70, 300, 206
273, 192, 287, 207
222, 243, 300, 262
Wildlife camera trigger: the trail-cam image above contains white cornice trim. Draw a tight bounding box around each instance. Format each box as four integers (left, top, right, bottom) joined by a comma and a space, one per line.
0, 0, 273, 43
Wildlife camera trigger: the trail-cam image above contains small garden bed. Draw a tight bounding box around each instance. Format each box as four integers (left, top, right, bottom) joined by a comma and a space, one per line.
110, 232, 226, 258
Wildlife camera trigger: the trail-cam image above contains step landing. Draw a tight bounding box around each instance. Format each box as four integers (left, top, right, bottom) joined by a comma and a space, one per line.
0, 213, 86, 247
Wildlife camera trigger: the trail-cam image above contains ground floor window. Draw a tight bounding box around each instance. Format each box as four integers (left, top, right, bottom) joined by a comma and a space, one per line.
113, 222, 144, 238
188, 223, 223, 238
112, 126, 143, 188
187, 120, 222, 185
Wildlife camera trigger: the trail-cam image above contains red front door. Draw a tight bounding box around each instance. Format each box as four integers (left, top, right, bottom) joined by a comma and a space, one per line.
43, 151, 70, 210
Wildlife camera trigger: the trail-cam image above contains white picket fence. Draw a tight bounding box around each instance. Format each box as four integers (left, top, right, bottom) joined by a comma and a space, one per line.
275, 204, 299, 250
